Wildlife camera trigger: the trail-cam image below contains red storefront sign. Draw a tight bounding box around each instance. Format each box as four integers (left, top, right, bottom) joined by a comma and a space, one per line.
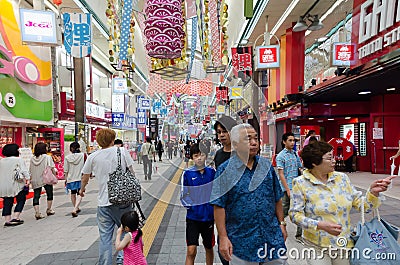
352, 0, 400, 67
208, 106, 216, 115
332, 43, 355, 66
255, 45, 280, 69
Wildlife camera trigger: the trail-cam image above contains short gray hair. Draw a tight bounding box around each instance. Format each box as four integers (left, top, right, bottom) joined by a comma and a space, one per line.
230, 123, 255, 144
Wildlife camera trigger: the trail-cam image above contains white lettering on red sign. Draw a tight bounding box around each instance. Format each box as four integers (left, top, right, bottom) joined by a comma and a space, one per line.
336, 45, 353, 61
358, 0, 400, 59
260, 48, 277, 63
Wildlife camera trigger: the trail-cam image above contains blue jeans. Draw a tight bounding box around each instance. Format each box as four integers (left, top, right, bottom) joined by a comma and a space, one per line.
97, 204, 132, 265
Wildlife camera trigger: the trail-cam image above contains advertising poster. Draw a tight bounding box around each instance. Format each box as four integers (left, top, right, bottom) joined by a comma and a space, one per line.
0, 0, 53, 125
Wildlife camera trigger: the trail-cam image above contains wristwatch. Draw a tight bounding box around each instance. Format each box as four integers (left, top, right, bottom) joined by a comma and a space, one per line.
280, 220, 287, 226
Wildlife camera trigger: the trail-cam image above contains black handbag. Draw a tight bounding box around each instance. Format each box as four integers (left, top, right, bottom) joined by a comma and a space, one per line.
108, 148, 142, 205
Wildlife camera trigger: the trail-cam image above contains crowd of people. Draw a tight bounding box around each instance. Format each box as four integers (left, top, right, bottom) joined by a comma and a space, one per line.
0, 117, 396, 265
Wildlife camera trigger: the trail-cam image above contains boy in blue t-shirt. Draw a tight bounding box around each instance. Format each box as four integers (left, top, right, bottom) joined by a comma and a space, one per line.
180, 143, 215, 265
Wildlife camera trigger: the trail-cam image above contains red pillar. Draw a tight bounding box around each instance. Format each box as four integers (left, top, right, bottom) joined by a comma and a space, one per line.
285, 26, 305, 94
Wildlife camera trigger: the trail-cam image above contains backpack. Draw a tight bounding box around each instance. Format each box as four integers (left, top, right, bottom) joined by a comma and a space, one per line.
185, 146, 191, 159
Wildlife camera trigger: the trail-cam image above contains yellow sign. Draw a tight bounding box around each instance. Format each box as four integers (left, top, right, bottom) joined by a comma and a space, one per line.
217, 105, 225, 114
230, 87, 242, 99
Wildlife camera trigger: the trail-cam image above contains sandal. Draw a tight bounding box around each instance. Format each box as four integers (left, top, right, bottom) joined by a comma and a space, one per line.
35, 213, 45, 220
71, 212, 78, 218
10, 219, 24, 224
4, 222, 19, 227
76, 208, 81, 213
46, 209, 55, 216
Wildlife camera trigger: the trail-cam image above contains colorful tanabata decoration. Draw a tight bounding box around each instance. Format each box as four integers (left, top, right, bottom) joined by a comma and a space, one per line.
144, 0, 185, 59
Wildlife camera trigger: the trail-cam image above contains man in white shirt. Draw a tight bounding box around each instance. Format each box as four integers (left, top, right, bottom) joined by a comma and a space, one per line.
80, 129, 135, 265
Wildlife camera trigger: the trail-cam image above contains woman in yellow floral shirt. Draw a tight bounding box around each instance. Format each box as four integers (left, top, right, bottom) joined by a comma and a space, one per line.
289, 141, 394, 265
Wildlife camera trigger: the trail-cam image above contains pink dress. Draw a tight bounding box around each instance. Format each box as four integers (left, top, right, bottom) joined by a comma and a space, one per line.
123, 231, 147, 265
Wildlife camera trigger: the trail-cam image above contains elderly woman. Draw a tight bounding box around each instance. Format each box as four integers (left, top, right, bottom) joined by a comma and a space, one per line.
289, 141, 394, 265
0, 144, 30, 226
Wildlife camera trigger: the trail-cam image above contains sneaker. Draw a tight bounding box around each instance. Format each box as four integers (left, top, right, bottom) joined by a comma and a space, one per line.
46, 209, 55, 216
35, 213, 45, 220
116, 258, 123, 265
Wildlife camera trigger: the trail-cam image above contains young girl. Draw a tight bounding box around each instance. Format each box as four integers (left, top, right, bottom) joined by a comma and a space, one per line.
115, 211, 147, 265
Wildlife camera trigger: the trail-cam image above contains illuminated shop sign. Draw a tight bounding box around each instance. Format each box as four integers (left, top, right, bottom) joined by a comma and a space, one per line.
255, 45, 280, 69
19, 9, 58, 45
332, 43, 355, 66
352, 0, 400, 66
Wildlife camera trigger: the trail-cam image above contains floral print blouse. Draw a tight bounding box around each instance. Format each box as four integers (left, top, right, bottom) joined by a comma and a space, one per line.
289, 170, 380, 248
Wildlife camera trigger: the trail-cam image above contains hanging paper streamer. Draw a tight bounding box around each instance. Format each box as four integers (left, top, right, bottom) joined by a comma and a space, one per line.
209, 0, 221, 66
196, 0, 204, 57
119, 0, 133, 61
186, 17, 197, 83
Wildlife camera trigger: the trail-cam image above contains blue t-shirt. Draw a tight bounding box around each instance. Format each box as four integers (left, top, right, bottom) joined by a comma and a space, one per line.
180, 166, 215, 222
210, 154, 286, 262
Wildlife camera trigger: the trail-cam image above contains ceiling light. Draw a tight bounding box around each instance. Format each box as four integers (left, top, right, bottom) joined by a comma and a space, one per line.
331, 104, 337, 106
345, 117, 351, 119
306, 0, 345, 36
293, 16, 308, 32
328, 118, 334, 121
317, 36, 328, 42
387, 87, 396, 91
308, 117, 314, 120
308, 15, 324, 31
358, 91, 371, 95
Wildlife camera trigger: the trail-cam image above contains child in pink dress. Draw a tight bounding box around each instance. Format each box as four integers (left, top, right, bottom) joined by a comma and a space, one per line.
115, 211, 147, 265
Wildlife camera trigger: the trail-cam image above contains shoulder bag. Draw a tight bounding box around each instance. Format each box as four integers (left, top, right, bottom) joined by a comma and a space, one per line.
43, 156, 58, 185
108, 148, 142, 205
350, 197, 400, 265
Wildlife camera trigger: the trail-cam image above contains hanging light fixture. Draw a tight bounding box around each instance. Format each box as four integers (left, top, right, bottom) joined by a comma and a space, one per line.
293, 14, 324, 32
293, 16, 308, 32
308, 15, 324, 31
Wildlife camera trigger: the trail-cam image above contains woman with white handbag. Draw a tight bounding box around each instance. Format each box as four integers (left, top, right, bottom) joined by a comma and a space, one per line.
0, 144, 30, 226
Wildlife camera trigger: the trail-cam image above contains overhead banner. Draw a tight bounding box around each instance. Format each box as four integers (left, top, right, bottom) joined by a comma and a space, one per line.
216, 105, 225, 114
332, 43, 355, 67
19, 9, 58, 45
0, 0, 53, 124
63, 13, 92, 58
255, 45, 280, 69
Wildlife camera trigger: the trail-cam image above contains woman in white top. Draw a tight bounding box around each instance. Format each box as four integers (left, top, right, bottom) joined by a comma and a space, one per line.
0, 144, 30, 227
29, 142, 57, 220
64, 142, 85, 217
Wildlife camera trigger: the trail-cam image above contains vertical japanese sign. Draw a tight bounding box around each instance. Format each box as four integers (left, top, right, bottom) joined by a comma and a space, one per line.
137, 109, 147, 125
215, 86, 228, 102
119, 0, 133, 61
63, 13, 92, 58
231, 46, 253, 78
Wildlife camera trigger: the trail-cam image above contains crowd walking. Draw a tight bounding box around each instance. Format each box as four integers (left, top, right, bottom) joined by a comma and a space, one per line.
1, 115, 398, 265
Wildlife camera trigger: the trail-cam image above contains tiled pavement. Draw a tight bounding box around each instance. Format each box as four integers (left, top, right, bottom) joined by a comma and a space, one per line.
0, 156, 399, 265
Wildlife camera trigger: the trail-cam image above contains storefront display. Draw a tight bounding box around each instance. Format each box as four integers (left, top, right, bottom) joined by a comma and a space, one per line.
38, 128, 64, 180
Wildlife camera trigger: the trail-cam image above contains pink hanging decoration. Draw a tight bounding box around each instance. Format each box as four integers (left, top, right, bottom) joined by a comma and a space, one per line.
144, 0, 185, 59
